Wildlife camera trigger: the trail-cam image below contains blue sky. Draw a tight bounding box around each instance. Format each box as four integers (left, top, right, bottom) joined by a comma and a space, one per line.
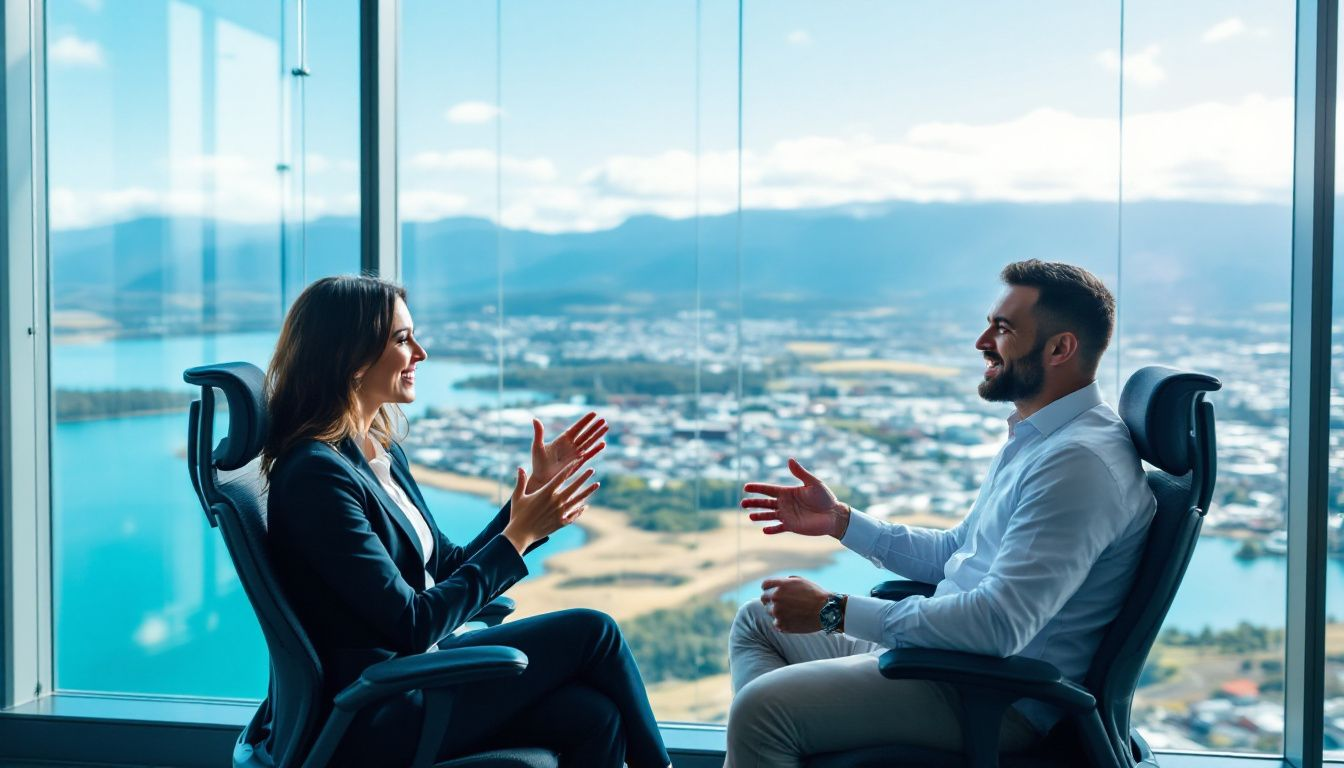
45, 0, 1295, 232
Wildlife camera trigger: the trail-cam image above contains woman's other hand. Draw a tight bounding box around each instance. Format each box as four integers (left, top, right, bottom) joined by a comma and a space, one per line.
527, 412, 608, 493
503, 463, 599, 554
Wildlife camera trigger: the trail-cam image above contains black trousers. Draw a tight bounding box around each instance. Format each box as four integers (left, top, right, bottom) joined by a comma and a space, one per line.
351, 608, 670, 768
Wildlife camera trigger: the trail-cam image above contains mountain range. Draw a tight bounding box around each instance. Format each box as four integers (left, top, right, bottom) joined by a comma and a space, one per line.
50, 200, 1297, 333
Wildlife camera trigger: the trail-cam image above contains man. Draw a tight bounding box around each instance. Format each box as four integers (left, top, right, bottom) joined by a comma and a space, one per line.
725, 260, 1156, 766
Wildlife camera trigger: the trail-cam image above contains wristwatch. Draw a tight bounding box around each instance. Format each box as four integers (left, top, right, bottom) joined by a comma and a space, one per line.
819, 593, 847, 634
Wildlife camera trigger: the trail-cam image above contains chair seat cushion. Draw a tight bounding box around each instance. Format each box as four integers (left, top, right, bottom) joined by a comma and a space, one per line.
436, 747, 559, 768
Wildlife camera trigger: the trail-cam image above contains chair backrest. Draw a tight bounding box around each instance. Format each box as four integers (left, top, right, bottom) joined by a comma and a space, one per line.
1080, 366, 1221, 763
185, 361, 322, 768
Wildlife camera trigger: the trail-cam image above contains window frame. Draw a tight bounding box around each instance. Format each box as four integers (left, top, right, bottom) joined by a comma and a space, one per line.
1, 0, 1340, 766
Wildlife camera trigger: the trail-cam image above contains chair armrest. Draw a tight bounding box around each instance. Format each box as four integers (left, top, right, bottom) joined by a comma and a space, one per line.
870, 580, 937, 601
877, 647, 1096, 713
469, 596, 516, 627
333, 645, 528, 713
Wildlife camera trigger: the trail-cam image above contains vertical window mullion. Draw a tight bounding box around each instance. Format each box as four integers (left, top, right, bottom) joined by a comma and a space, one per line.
359, 0, 398, 280
1286, 0, 1337, 764
0, 0, 52, 710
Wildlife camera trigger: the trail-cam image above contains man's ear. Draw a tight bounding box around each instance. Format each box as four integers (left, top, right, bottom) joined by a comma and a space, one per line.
1046, 332, 1080, 368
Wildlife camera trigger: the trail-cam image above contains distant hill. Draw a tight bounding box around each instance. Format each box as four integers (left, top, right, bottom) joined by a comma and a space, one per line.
50, 201, 1295, 333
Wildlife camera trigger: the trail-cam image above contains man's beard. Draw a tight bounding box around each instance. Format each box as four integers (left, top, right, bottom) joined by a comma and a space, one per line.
978, 338, 1047, 403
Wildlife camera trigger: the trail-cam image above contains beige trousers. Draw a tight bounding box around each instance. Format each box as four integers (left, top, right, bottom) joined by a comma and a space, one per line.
724, 600, 1040, 768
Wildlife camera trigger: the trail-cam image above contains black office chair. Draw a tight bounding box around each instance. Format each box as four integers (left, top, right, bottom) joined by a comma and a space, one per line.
184, 361, 559, 768
807, 365, 1221, 768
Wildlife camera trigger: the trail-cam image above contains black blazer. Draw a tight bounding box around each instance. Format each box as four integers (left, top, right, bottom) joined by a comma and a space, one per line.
267, 436, 528, 704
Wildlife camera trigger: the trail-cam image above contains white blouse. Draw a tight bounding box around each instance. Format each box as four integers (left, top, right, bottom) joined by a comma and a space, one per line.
367, 440, 435, 591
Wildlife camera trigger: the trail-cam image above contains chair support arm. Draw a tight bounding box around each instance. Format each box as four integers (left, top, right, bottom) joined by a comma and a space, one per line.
878, 647, 1096, 713
333, 645, 529, 713
870, 580, 937, 601
469, 595, 516, 627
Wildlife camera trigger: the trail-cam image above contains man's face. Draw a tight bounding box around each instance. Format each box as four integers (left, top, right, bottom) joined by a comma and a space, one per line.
975, 285, 1048, 404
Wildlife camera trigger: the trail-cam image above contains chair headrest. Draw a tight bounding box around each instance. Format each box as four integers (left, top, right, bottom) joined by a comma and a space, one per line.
1119, 365, 1221, 476
183, 361, 268, 471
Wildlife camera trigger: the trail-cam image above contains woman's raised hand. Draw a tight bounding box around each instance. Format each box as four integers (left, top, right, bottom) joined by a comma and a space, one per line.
526, 412, 608, 493
502, 462, 599, 554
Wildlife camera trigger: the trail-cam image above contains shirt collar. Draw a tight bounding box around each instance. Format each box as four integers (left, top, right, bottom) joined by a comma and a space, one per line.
1011, 381, 1104, 438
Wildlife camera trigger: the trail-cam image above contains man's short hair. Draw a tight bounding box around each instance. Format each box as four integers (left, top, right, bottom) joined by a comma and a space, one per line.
1001, 260, 1115, 372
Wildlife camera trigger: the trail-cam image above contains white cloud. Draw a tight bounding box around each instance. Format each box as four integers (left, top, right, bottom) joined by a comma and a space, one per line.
787, 29, 812, 46
1096, 44, 1165, 86
76, 0, 103, 11
49, 35, 105, 68
445, 101, 501, 124
1203, 17, 1247, 43
52, 96, 1294, 233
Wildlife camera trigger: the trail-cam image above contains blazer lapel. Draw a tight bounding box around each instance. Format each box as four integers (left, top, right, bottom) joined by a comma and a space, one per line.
336, 437, 426, 564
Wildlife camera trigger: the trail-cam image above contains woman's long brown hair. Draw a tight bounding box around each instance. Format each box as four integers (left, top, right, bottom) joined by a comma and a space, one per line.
261, 275, 408, 477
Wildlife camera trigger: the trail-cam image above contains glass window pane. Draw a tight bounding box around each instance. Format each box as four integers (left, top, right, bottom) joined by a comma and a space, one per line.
398, 0, 740, 722
1120, 1, 1295, 755
47, 0, 359, 698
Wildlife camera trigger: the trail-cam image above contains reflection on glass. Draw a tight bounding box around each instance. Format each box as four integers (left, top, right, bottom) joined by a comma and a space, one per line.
47, 0, 359, 697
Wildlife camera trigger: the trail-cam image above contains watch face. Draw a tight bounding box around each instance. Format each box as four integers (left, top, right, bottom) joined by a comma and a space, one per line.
820, 599, 842, 631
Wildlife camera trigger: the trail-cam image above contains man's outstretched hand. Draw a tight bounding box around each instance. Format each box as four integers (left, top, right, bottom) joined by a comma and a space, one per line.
741, 458, 850, 539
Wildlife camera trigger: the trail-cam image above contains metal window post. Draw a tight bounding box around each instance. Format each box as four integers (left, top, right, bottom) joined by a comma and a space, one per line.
360, 0, 398, 280
1286, 0, 1337, 765
0, 0, 51, 710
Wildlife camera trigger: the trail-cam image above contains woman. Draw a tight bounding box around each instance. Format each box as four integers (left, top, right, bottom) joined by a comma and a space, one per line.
263, 275, 670, 768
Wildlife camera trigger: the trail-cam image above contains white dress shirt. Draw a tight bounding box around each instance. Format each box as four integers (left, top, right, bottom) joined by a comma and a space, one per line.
840, 381, 1156, 731
367, 440, 436, 591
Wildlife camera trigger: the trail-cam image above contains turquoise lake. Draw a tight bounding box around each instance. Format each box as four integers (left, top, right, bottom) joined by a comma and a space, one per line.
48, 332, 1344, 699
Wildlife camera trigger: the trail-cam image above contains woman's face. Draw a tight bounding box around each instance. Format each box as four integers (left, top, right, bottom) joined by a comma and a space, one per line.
355, 297, 427, 409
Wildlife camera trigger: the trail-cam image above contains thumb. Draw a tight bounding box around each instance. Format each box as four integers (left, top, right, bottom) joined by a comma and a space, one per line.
788, 458, 820, 485
513, 467, 528, 499
532, 418, 545, 447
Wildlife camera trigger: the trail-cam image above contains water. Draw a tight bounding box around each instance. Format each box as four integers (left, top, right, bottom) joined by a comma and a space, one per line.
51, 329, 542, 414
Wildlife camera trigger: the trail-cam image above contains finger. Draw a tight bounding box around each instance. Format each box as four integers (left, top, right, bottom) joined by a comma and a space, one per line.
561, 504, 586, 524
579, 442, 607, 464
788, 458, 821, 485
747, 511, 780, 522
762, 578, 786, 590
741, 498, 779, 510
762, 524, 786, 535
561, 412, 597, 441
557, 468, 597, 503
561, 482, 600, 511
743, 483, 788, 497
575, 421, 608, 448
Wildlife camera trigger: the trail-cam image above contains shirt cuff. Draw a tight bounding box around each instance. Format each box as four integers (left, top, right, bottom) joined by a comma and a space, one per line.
840, 507, 884, 562
843, 594, 890, 647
